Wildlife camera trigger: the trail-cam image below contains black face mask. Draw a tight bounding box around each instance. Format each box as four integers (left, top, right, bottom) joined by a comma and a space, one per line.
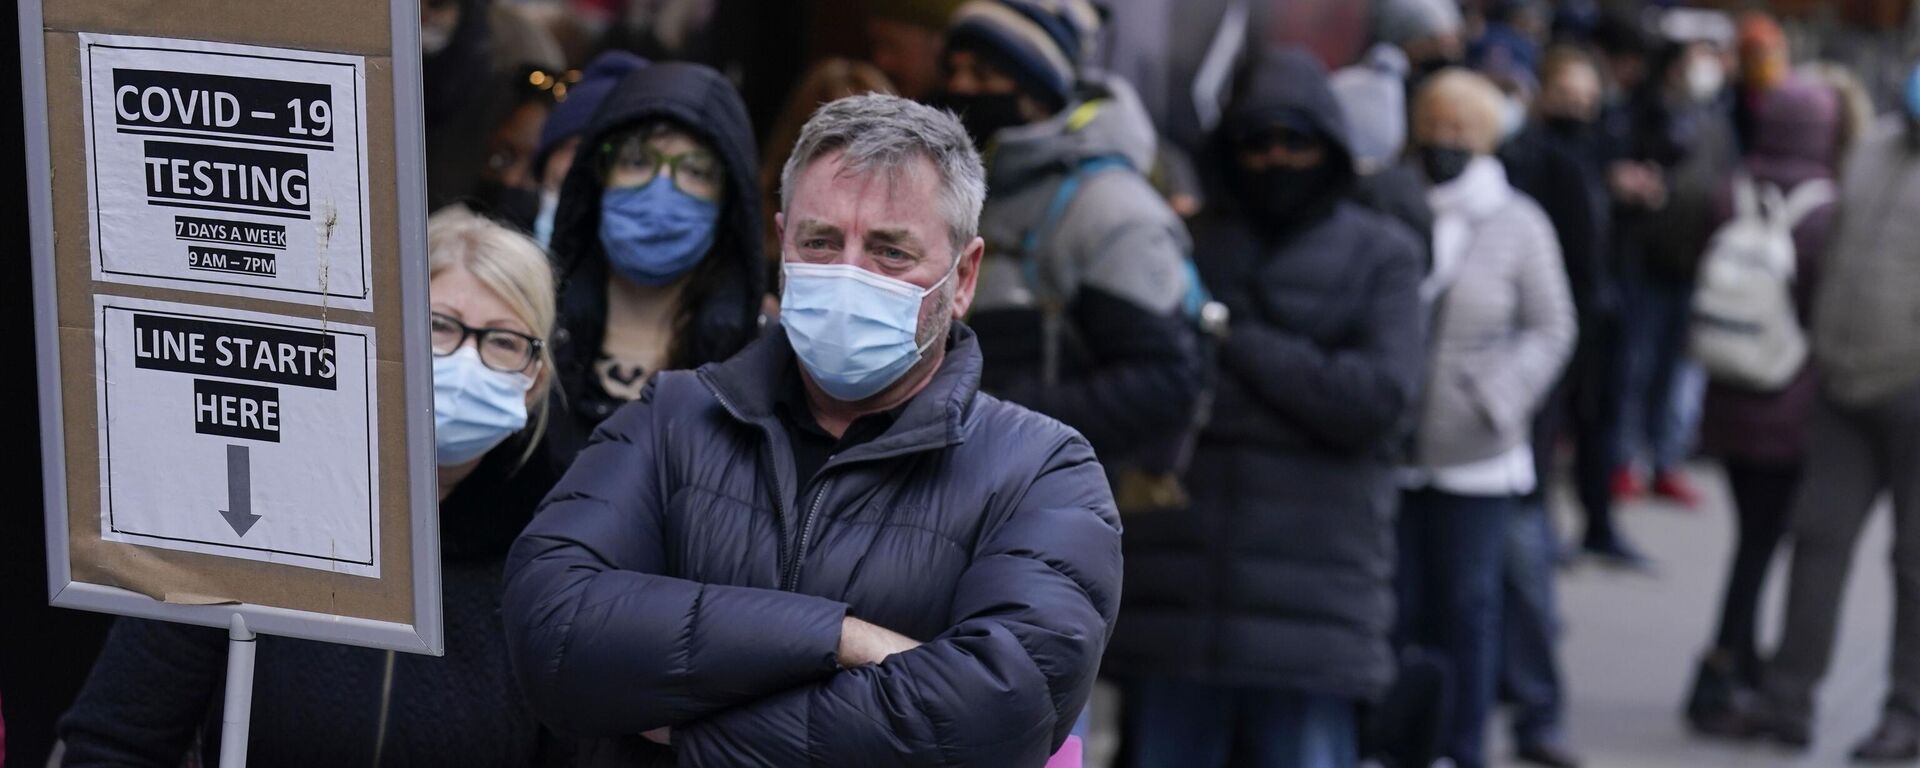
930, 91, 1027, 150
1544, 115, 1592, 138
1234, 163, 1332, 231
472, 179, 542, 232
1419, 145, 1474, 185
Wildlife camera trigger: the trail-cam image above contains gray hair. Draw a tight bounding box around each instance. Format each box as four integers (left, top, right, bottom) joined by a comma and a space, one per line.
779, 93, 987, 255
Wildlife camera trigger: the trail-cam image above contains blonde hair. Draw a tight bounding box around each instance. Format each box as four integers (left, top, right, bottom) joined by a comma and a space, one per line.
427, 205, 559, 462
1415, 68, 1508, 155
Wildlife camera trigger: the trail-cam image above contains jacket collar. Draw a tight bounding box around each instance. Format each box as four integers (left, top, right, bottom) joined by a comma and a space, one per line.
697, 322, 982, 463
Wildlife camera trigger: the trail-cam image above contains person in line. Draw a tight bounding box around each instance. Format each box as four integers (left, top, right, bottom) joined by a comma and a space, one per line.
1396, 68, 1576, 768
1744, 61, 1920, 763
1376, 0, 1467, 88
1336, 42, 1435, 269
1607, 36, 1735, 512
1490, 44, 1615, 768
1684, 73, 1840, 736
542, 62, 766, 470
502, 93, 1121, 765
861, 0, 961, 102
931, 0, 1206, 511
1105, 48, 1425, 768
59, 209, 564, 767
528, 51, 650, 247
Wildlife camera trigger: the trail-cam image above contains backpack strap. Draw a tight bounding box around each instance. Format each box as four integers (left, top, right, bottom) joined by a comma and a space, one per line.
1020, 154, 1133, 386
1775, 178, 1836, 232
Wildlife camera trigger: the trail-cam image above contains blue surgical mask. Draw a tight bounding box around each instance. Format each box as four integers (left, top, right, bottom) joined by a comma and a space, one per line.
433, 346, 533, 466
598, 176, 720, 285
780, 260, 955, 402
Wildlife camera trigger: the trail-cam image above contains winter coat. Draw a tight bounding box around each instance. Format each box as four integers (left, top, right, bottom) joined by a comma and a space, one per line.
1502, 121, 1617, 322
1814, 118, 1920, 408
543, 62, 766, 473
501, 323, 1123, 767
1412, 158, 1577, 469
969, 73, 1205, 465
58, 443, 561, 767
422, 0, 495, 211
1702, 75, 1840, 463
1104, 48, 1425, 700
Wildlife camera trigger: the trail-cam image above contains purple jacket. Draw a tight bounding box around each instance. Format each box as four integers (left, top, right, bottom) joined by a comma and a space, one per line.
1701, 75, 1840, 464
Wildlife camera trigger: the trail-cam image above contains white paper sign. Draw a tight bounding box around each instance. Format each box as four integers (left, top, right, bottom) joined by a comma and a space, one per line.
81, 34, 372, 310
95, 296, 380, 577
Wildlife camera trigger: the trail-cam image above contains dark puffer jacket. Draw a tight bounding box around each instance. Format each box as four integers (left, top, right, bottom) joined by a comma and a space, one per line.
1104, 50, 1425, 700
502, 323, 1122, 766
543, 62, 765, 472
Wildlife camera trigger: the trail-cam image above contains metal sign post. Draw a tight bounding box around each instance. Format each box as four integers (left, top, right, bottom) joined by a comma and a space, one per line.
219, 614, 257, 768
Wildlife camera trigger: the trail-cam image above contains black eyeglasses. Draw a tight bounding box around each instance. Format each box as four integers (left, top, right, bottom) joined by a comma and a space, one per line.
430, 312, 544, 373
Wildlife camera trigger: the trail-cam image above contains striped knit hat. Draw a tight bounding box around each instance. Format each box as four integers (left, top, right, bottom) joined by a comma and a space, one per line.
946, 0, 1102, 111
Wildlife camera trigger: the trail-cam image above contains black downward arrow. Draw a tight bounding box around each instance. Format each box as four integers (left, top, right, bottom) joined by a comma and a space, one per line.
219, 444, 261, 537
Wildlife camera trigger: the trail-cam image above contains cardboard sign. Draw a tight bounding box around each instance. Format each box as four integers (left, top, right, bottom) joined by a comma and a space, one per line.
95, 296, 379, 577
81, 34, 372, 310
25, 0, 440, 655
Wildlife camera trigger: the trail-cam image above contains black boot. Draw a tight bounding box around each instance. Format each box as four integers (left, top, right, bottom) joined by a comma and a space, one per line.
1684, 651, 1751, 738
1851, 710, 1920, 763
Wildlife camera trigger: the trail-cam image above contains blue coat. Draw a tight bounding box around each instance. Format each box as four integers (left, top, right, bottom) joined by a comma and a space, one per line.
502, 323, 1122, 766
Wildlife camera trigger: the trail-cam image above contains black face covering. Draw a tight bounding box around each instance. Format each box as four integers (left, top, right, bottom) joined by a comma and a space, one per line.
929, 91, 1027, 150
472, 180, 542, 232
1419, 145, 1474, 185
1543, 115, 1592, 138
1234, 163, 1333, 232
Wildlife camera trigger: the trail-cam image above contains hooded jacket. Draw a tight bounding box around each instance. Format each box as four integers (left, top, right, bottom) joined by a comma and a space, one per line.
543, 62, 765, 471
1104, 50, 1425, 699
1814, 117, 1920, 408
1702, 75, 1840, 462
501, 323, 1122, 766
968, 72, 1206, 464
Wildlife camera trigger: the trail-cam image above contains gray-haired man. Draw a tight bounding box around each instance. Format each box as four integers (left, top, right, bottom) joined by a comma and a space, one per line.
503, 93, 1122, 766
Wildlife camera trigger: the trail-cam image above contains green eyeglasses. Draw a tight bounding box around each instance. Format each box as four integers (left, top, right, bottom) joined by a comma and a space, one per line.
601, 136, 725, 202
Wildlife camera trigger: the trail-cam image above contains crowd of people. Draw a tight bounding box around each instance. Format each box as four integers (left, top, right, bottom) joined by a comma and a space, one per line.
28, 0, 1920, 767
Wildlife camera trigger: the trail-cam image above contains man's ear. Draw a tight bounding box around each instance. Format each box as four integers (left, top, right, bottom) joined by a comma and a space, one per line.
774, 212, 786, 247
950, 236, 985, 319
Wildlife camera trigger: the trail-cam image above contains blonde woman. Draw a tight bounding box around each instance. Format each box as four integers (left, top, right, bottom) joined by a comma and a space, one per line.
60, 207, 566, 767
1395, 69, 1576, 768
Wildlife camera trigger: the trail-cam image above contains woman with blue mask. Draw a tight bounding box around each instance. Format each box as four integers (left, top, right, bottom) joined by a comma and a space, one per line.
543, 62, 765, 473
60, 208, 566, 767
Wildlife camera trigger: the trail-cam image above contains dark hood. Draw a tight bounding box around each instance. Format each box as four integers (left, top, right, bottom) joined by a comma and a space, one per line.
1211, 48, 1358, 217
548, 61, 765, 381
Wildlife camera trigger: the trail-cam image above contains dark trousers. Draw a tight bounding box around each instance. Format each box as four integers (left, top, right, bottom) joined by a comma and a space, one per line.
1767, 386, 1920, 721
1125, 679, 1357, 768
1502, 500, 1568, 746
1712, 460, 1803, 683
1614, 274, 1699, 474
1396, 489, 1515, 768
1569, 320, 1626, 549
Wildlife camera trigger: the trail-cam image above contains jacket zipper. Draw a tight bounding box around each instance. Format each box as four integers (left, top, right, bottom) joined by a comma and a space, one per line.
782, 479, 834, 591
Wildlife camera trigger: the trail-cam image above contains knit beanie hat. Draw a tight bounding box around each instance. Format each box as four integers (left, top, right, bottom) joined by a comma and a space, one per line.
946, 0, 1102, 112
1375, 0, 1464, 47
534, 51, 649, 181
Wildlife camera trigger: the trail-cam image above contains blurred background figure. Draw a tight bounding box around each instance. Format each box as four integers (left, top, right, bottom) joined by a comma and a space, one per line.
1685, 72, 1840, 738
58, 209, 563, 767
1108, 47, 1424, 768
1334, 42, 1435, 270
1604, 33, 1734, 526
759, 58, 894, 264
542, 62, 765, 470
424, 0, 570, 211
1397, 68, 1575, 768
1376, 0, 1466, 89
861, 0, 958, 101
529, 51, 651, 246
935, 0, 1207, 510
1746, 59, 1920, 764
